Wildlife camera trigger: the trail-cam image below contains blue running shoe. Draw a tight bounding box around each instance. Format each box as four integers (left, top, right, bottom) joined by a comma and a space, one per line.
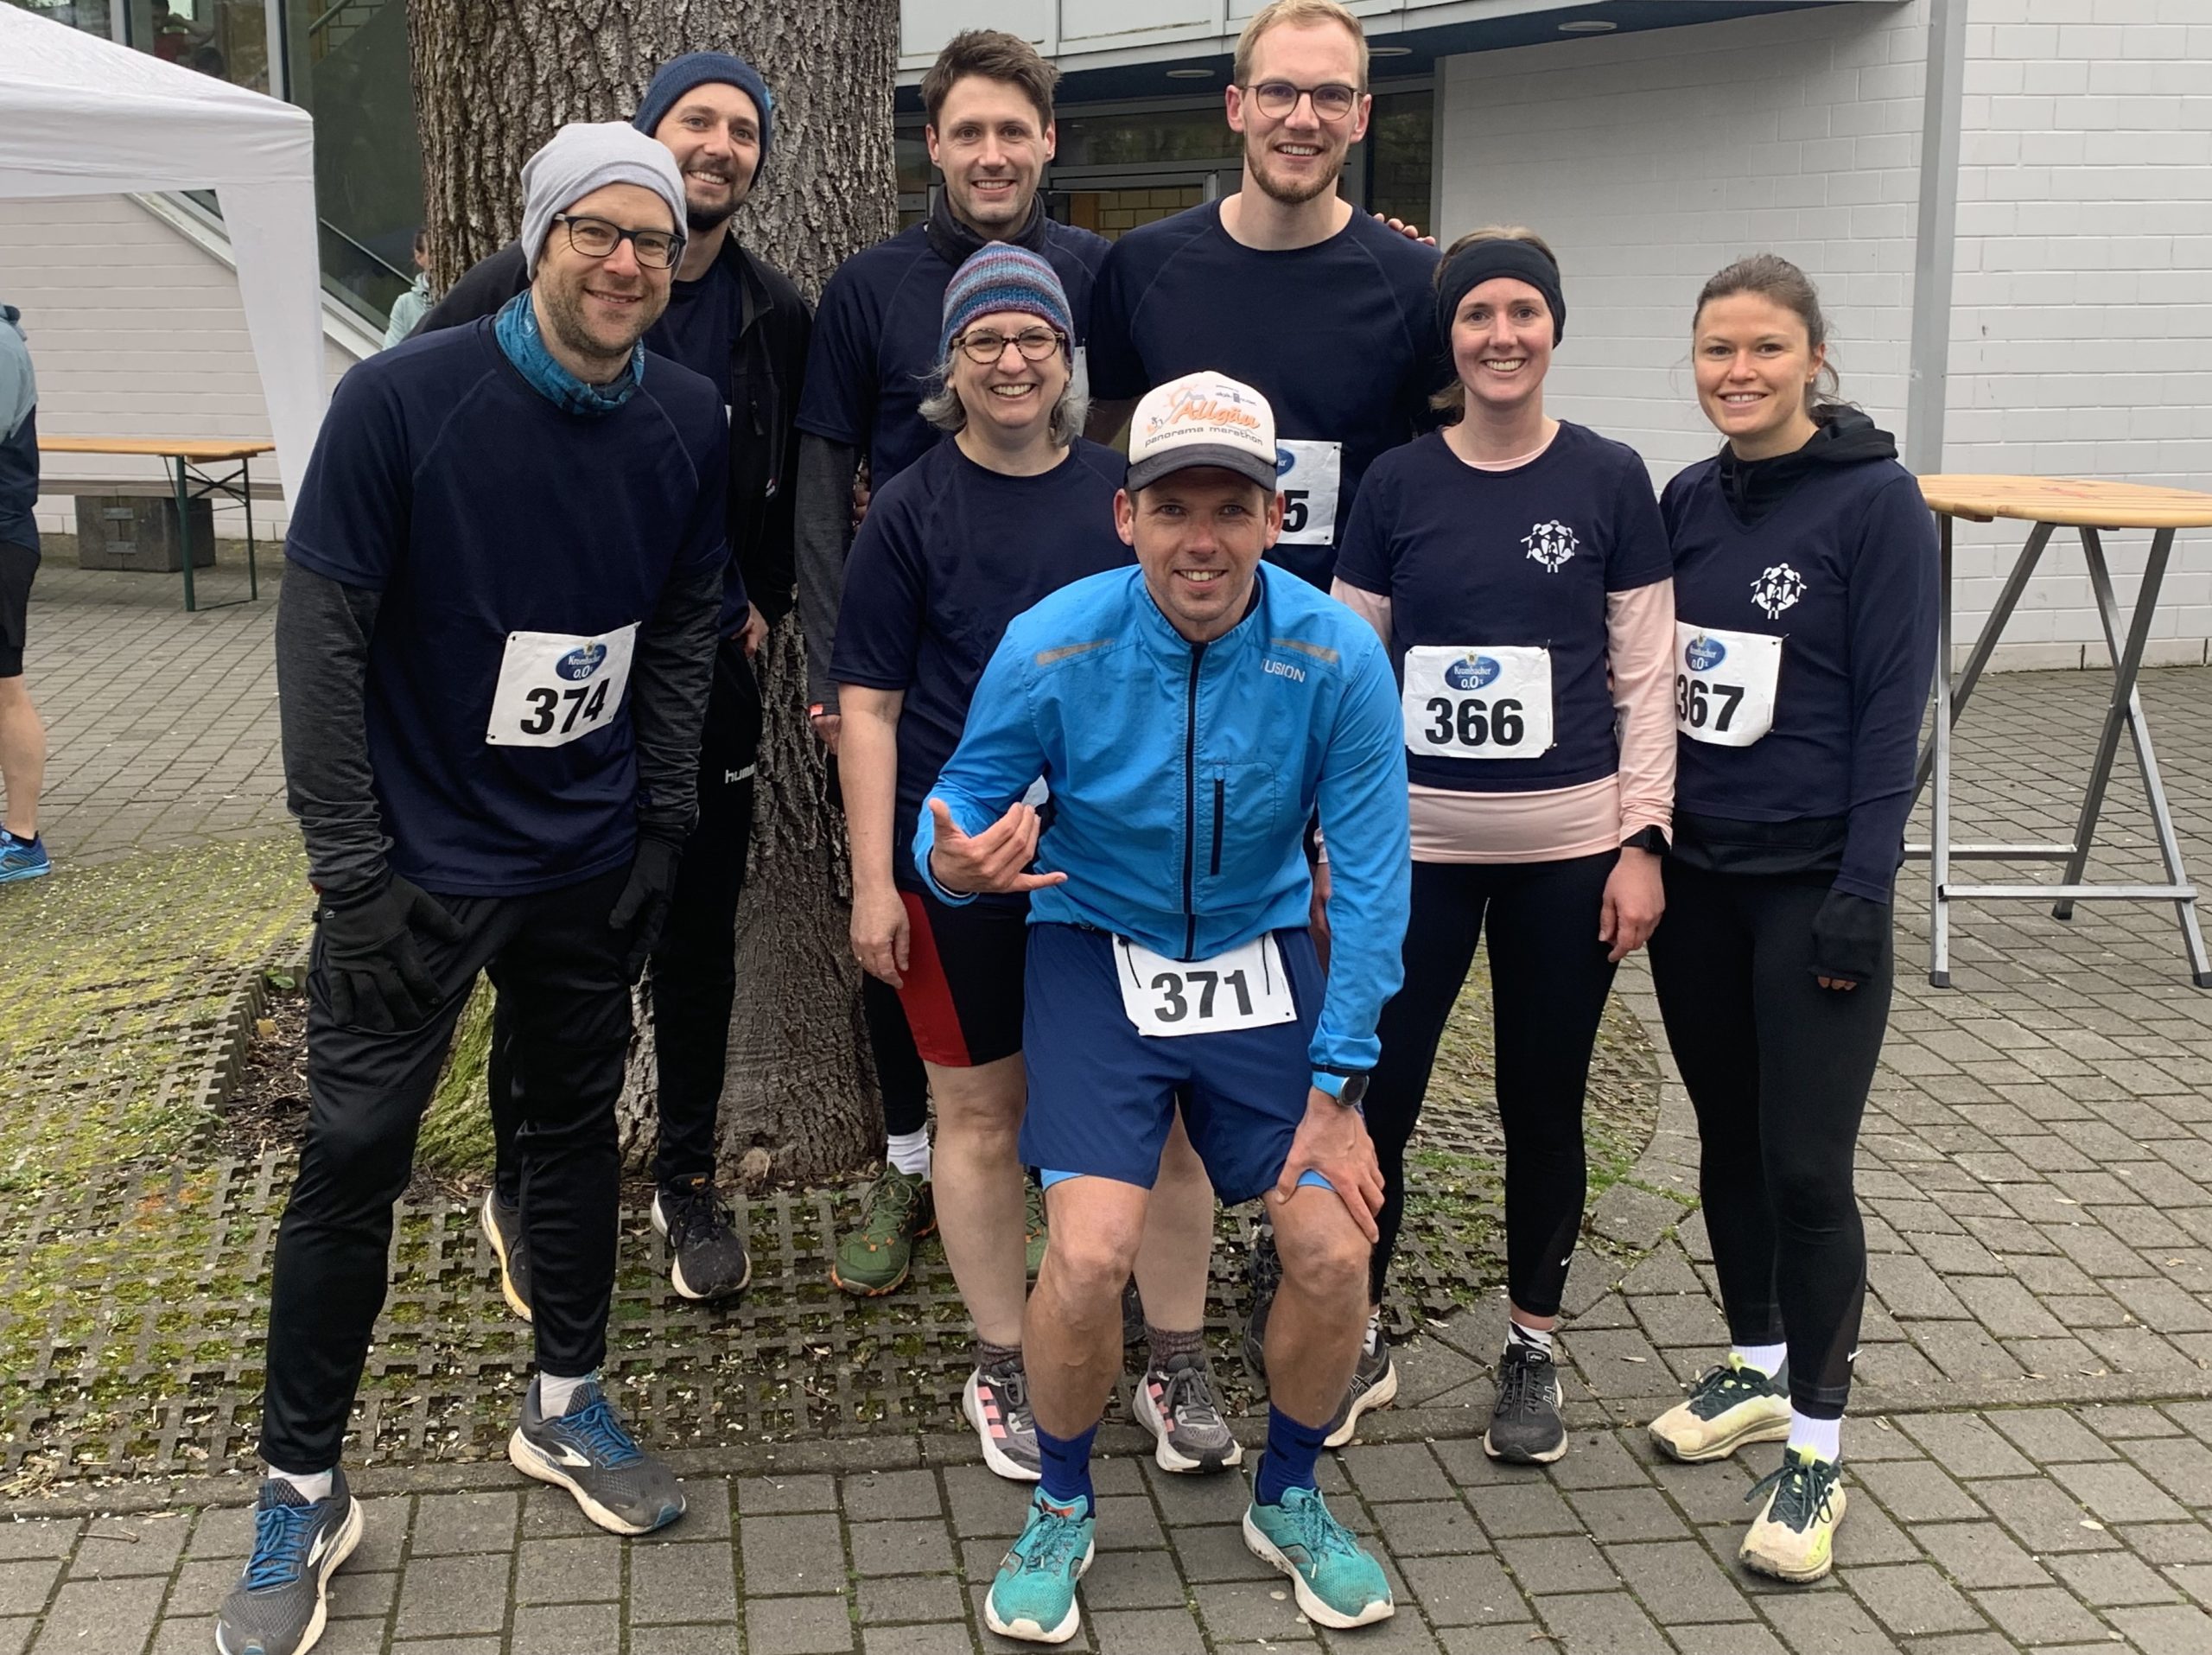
508, 1378, 685, 1536
983, 1489, 1095, 1644
213, 1471, 364, 1655
0, 830, 49, 884
1243, 1479, 1395, 1629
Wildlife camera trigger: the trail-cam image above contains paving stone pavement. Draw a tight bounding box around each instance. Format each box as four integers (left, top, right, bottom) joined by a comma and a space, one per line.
16, 579, 2212, 1649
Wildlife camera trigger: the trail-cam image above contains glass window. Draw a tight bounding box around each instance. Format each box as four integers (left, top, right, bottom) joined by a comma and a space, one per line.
283, 0, 423, 322
3, 0, 115, 35
1054, 105, 1236, 172
1363, 88, 1433, 232
128, 0, 271, 92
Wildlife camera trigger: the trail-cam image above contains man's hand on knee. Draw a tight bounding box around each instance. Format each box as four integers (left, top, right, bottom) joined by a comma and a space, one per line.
1271, 1090, 1385, 1243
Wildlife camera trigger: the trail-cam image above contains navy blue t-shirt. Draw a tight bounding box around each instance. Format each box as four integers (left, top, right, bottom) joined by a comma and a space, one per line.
797, 220, 1110, 486
1662, 452, 1938, 902
644, 258, 749, 633
286, 321, 730, 897
1086, 201, 1446, 589
830, 436, 1131, 884
1337, 424, 1672, 792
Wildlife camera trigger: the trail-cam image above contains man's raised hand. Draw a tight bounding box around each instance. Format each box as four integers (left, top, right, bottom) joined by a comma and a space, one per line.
925, 797, 1068, 895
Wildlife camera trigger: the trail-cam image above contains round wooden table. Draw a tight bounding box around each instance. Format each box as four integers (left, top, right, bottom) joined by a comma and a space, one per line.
1912, 474, 2212, 989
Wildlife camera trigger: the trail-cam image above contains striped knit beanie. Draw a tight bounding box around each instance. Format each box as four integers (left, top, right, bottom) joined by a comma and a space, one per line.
938, 245, 1073, 361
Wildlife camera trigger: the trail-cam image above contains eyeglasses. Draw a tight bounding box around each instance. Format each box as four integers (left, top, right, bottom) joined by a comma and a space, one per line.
955, 327, 1066, 365
1246, 80, 1359, 122
551, 213, 684, 270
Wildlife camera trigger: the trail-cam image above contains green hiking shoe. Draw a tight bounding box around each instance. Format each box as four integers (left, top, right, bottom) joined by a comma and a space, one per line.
831, 1166, 934, 1296
1025, 1181, 1049, 1276
1243, 1480, 1394, 1629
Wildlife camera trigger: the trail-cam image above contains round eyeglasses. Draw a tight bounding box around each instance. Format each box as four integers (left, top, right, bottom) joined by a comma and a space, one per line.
551, 213, 685, 271
1246, 80, 1359, 122
955, 327, 1067, 365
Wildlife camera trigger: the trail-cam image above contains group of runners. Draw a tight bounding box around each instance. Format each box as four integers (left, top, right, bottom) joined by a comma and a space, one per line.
210, 3, 1940, 1652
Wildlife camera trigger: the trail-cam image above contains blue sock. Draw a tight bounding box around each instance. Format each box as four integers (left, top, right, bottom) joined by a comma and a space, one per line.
1035, 1422, 1097, 1512
1255, 1405, 1331, 1505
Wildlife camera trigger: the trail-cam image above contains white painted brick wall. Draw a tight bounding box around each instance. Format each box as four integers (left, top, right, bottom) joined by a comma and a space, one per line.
0, 194, 363, 543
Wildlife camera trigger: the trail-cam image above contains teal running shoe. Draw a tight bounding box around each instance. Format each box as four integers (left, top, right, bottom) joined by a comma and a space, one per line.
0, 829, 49, 884
1243, 1480, 1395, 1629
983, 1489, 1095, 1644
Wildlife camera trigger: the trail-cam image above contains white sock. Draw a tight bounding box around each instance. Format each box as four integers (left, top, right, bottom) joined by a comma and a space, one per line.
1732, 1342, 1788, 1378
267, 1467, 334, 1503
1506, 1321, 1554, 1357
537, 1371, 594, 1416
886, 1129, 931, 1179
1788, 1410, 1842, 1463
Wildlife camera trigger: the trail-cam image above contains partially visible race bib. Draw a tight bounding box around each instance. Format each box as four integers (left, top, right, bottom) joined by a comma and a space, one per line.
1114, 933, 1296, 1038
1274, 439, 1342, 545
1674, 621, 1781, 748
1400, 645, 1554, 759
485, 623, 639, 748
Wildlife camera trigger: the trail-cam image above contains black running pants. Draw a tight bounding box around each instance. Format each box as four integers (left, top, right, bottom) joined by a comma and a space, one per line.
261, 865, 632, 1474
1647, 860, 1889, 1420
1365, 851, 1621, 1315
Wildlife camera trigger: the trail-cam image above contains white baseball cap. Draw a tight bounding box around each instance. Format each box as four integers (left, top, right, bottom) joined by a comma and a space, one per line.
1125, 371, 1281, 493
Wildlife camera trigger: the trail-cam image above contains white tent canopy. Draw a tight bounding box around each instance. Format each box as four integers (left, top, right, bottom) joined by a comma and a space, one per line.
0, 5, 322, 501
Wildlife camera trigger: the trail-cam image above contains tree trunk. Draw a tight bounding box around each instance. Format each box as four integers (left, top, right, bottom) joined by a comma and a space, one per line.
410, 0, 900, 1184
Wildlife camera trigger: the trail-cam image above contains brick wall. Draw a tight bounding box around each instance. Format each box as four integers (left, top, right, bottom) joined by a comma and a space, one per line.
0, 193, 365, 543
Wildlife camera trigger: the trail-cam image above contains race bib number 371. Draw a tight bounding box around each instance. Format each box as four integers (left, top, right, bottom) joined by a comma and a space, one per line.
486, 624, 639, 748
1673, 621, 1781, 748
1114, 933, 1297, 1038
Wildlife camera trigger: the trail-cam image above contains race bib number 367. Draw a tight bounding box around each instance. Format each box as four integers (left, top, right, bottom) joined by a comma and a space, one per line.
486, 623, 639, 748
1673, 621, 1781, 748
1115, 933, 1296, 1037
1400, 644, 1554, 759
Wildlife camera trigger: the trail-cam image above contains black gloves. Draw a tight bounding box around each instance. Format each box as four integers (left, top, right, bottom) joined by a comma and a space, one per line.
1809, 888, 1890, 986
318, 873, 463, 1030
609, 832, 685, 983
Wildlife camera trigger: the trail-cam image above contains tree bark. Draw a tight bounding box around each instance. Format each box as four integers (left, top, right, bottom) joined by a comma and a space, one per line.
410, 0, 900, 1183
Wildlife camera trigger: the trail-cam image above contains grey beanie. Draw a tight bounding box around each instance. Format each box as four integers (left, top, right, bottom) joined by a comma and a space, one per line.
519, 121, 688, 277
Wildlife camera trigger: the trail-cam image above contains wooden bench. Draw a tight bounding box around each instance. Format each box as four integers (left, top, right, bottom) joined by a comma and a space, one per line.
36, 437, 278, 611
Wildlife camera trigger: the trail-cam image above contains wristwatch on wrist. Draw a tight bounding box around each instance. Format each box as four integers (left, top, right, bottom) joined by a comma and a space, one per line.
1312, 1068, 1370, 1108
1621, 826, 1668, 855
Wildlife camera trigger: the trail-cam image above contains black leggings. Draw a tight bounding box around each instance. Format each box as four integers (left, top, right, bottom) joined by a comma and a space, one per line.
1366, 851, 1621, 1315
1647, 861, 1890, 1420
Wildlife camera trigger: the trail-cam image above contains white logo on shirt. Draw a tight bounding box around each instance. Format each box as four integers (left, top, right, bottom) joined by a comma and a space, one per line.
1750, 563, 1808, 619
1522, 519, 1579, 572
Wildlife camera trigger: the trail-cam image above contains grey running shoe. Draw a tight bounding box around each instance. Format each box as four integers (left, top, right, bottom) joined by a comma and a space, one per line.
213, 1471, 364, 1655
1135, 1353, 1243, 1474
1241, 1224, 1281, 1384
964, 1358, 1042, 1482
652, 1176, 753, 1302
1483, 1339, 1567, 1464
507, 1378, 685, 1535
1648, 1357, 1792, 1464
480, 1187, 532, 1323
1323, 1314, 1401, 1449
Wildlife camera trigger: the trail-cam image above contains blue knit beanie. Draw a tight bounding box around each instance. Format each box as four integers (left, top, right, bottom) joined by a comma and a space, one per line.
632, 52, 775, 166
939, 245, 1073, 361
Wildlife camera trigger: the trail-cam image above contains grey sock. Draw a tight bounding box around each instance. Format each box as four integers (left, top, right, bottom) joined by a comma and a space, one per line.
1147, 1325, 1204, 1367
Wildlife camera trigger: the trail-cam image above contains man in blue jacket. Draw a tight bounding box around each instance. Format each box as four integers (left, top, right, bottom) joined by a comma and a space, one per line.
918, 372, 1410, 1644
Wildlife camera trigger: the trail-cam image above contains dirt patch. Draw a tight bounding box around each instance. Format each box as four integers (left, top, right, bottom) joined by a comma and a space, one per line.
213, 980, 310, 1161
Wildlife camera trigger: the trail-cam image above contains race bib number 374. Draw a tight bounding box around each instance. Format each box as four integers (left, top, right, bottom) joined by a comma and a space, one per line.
486, 624, 639, 748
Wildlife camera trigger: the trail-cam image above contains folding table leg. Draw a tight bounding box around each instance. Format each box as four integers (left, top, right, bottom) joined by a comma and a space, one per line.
175, 454, 197, 614
244, 455, 258, 601
1912, 519, 2055, 803
1929, 512, 1955, 987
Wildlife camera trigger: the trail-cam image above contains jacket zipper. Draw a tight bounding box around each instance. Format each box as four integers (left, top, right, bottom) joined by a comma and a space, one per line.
1182, 641, 1206, 958
1211, 778, 1224, 878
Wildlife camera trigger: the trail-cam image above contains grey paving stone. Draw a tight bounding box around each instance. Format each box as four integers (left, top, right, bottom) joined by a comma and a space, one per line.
1496, 1536, 1615, 1598
407, 1490, 520, 1556
849, 1519, 956, 1578
0, 1562, 59, 1620
1190, 1579, 1315, 1644
1968, 1585, 2112, 1645
1563, 1488, 1688, 1545
1974, 1475, 2125, 1553
2126, 1523, 2212, 1564
2107, 1601, 2212, 1654
1827, 1494, 1923, 1567
862, 1627, 975, 1655
393, 1552, 510, 1639
2047, 1549, 2183, 1607
744, 1594, 856, 1655
855, 1573, 965, 1626
183, 1505, 255, 1561
2118, 1434, 2212, 1509
1604, 1538, 1756, 1624
626, 1624, 742, 1654
1531, 1591, 1669, 1653
740, 1474, 841, 1514
1847, 1460, 1986, 1524
1343, 1443, 1454, 1504
1168, 1523, 1273, 1583
67, 1512, 191, 1579
1896, 1414, 2037, 1480
1091, 1607, 1209, 1654
677, 1475, 734, 1541
1548, 1432, 1654, 1491
1755, 1591, 1899, 1654
1079, 1547, 1186, 1612
1840, 1563, 1985, 1637
514, 1536, 620, 1605
2049, 1458, 2191, 1523
1089, 1495, 1163, 1553
630, 1538, 738, 1624
1398, 1555, 1529, 1627
943, 1466, 1021, 1541
741, 1512, 848, 1596
1465, 1480, 1582, 1539
28, 1576, 166, 1655
389, 1641, 504, 1654
0, 1524, 79, 1563
511, 1601, 620, 1654
519, 1488, 595, 1540
159, 1556, 238, 1620
327, 1569, 397, 1621
842, 1470, 944, 1524
1911, 1522, 2052, 1589
1140, 1460, 1256, 1525
1368, 1501, 1488, 1558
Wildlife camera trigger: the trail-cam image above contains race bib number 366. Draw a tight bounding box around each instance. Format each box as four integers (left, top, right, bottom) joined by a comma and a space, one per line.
1673, 621, 1781, 748
1400, 644, 1554, 759
1274, 439, 1342, 546
486, 624, 639, 748
1115, 933, 1296, 1037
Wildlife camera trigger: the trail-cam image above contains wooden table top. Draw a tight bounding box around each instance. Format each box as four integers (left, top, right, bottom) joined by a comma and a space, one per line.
38, 436, 276, 463
1920, 474, 2212, 530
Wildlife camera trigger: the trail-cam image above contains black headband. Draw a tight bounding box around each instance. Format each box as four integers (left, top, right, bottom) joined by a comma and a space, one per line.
1436, 239, 1566, 346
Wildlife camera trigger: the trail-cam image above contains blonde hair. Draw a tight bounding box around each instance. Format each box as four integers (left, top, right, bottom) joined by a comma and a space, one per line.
1432, 226, 1561, 418
1235, 0, 1369, 93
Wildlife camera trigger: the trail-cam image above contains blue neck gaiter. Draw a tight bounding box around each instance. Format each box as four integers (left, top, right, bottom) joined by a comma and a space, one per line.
493, 290, 643, 417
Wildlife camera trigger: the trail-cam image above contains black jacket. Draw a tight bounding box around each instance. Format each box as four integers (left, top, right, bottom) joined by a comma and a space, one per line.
415, 235, 811, 623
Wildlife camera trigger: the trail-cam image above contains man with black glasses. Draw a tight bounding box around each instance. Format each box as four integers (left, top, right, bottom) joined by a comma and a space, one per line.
216, 124, 725, 1655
